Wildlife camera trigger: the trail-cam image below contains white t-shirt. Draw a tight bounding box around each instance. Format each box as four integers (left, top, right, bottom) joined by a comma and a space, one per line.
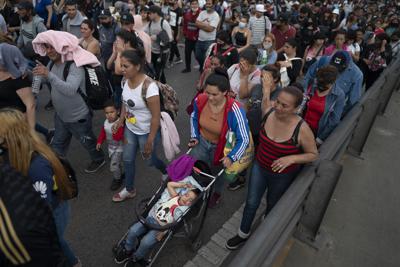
122, 80, 159, 135
228, 64, 261, 105
103, 119, 123, 155
348, 42, 360, 54
197, 10, 220, 41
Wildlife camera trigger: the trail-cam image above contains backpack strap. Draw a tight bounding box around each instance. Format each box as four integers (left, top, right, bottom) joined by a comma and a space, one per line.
221, 46, 235, 56
141, 76, 154, 106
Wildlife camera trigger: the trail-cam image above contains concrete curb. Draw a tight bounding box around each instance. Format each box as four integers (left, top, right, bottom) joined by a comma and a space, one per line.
183, 198, 267, 267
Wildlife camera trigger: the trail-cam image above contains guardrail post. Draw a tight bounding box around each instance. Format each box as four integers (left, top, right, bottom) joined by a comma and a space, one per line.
294, 160, 342, 249
379, 74, 400, 114
347, 98, 381, 156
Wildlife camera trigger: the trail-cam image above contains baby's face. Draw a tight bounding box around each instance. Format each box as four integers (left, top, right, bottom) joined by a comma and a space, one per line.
180, 191, 197, 206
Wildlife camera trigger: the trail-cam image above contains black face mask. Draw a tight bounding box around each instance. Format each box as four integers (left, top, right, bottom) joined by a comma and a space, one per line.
101, 22, 112, 28
20, 15, 30, 22
317, 82, 330, 92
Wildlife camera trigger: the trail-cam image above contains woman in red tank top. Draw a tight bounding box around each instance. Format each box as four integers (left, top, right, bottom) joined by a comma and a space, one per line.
226, 75, 318, 250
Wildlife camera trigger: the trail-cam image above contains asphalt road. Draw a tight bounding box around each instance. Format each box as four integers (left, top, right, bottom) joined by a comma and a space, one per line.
35, 56, 247, 267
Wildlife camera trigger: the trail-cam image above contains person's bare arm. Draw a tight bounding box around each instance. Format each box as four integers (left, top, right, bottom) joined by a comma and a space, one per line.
143, 91, 161, 158
87, 40, 100, 56
46, 5, 53, 28
16, 87, 36, 129
261, 72, 273, 116
195, 20, 215, 32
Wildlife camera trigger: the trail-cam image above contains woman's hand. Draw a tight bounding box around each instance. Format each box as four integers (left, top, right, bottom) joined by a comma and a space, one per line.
271, 156, 295, 173
188, 138, 199, 148
262, 71, 274, 94
220, 156, 233, 168
239, 61, 251, 76
115, 39, 125, 53
143, 138, 154, 159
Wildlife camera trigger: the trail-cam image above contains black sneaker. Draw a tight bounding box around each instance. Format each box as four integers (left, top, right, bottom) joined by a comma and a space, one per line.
115, 246, 132, 264
226, 235, 247, 250
44, 100, 53, 111
181, 68, 191, 73
110, 178, 123, 191
84, 159, 105, 173
227, 176, 246, 191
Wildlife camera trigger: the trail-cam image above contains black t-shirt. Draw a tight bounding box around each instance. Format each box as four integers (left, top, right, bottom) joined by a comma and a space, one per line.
168, 7, 183, 37
0, 76, 31, 113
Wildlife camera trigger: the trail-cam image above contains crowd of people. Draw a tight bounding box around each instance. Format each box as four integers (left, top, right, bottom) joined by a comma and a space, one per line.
0, 0, 399, 266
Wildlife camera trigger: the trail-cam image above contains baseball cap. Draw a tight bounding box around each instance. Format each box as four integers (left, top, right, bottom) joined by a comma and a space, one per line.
17, 1, 34, 10
332, 8, 340, 15
330, 51, 349, 72
255, 4, 266, 13
98, 9, 112, 18
120, 12, 134, 24
278, 13, 290, 23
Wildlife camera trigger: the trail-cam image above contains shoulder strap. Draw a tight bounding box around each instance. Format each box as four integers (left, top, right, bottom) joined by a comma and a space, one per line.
315, 45, 325, 57
261, 108, 274, 126
141, 76, 154, 105
161, 18, 165, 30
49, 61, 73, 81
63, 61, 73, 81
291, 119, 304, 145
221, 46, 235, 56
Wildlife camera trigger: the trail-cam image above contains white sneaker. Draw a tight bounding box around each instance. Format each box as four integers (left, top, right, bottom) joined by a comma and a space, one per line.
112, 188, 136, 202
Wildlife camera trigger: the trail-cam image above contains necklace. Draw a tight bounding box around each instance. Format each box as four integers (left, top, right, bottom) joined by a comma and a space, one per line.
207, 100, 225, 121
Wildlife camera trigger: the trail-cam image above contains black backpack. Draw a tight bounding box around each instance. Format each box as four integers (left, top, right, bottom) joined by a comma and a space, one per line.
50, 61, 112, 110
149, 18, 170, 52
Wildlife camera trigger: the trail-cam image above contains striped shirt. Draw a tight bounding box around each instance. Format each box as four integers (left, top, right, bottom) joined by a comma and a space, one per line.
256, 110, 303, 173
249, 15, 272, 46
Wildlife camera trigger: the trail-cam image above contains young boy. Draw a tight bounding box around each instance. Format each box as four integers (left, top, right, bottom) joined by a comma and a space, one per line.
96, 100, 124, 190
115, 181, 201, 265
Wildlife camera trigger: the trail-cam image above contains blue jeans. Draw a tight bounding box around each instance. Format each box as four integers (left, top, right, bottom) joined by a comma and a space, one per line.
53, 201, 78, 265
239, 161, 298, 236
189, 135, 225, 194
124, 216, 159, 260
123, 127, 166, 191
195, 40, 214, 72
52, 113, 104, 162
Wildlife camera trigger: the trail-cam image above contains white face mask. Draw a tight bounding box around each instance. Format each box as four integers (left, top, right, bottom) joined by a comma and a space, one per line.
263, 42, 272, 50
191, 7, 198, 12
239, 22, 247, 29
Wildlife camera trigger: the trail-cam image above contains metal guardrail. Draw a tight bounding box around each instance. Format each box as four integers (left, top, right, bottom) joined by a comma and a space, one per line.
228, 55, 400, 267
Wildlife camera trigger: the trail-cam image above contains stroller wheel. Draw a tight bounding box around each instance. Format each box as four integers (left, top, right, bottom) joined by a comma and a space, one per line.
191, 239, 202, 252
112, 244, 119, 255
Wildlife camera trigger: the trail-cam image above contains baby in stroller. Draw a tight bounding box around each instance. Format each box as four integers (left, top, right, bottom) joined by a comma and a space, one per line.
115, 180, 201, 266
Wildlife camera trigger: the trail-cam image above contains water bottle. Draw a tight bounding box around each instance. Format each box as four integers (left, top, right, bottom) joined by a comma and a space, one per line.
31, 75, 42, 95
260, 50, 268, 65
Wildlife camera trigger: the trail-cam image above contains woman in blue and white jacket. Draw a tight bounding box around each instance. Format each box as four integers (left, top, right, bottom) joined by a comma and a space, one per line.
188, 67, 251, 208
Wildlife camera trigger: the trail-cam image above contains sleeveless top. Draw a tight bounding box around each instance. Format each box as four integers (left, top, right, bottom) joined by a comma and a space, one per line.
256, 109, 303, 174
234, 31, 247, 47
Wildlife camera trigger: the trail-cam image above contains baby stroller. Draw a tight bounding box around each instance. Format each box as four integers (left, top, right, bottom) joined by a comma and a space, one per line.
112, 158, 224, 267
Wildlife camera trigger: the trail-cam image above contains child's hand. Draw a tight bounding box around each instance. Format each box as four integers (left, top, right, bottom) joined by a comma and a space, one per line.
96, 143, 101, 151
182, 183, 193, 189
